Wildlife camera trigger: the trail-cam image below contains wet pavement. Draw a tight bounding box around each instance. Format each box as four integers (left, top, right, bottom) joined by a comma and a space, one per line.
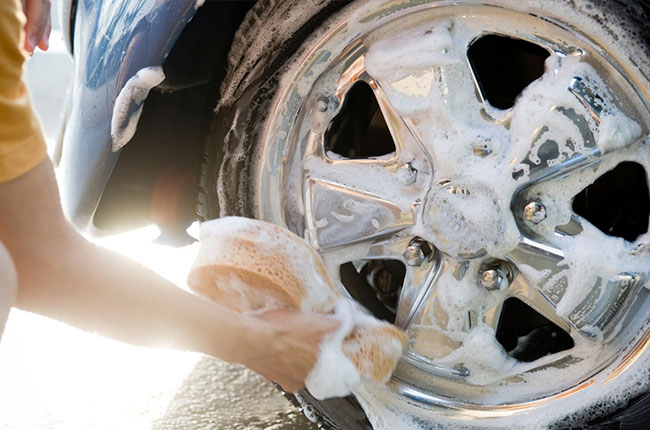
152, 357, 310, 430
0, 7, 317, 430
0, 305, 315, 430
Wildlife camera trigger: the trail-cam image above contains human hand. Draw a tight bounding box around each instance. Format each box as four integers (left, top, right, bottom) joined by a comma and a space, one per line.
21, 0, 51, 54
243, 308, 340, 393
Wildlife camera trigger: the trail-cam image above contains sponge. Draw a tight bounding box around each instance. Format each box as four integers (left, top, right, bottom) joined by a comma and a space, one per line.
187, 217, 407, 396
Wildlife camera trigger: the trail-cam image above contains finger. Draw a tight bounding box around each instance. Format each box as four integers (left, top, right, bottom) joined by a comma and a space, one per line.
246, 307, 292, 318
23, 0, 51, 53
253, 307, 340, 329
277, 380, 301, 393
23, 33, 34, 55
37, 20, 51, 51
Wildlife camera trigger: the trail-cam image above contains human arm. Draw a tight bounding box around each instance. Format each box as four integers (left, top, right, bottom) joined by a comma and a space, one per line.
0, 158, 337, 392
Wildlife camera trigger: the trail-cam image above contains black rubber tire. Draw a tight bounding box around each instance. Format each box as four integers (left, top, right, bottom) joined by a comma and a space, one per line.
201, 1, 650, 429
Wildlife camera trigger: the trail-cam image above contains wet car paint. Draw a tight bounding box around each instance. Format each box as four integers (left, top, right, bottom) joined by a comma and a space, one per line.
58, 0, 198, 229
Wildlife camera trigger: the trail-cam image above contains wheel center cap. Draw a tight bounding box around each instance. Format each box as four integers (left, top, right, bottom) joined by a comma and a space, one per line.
423, 180, 513, 259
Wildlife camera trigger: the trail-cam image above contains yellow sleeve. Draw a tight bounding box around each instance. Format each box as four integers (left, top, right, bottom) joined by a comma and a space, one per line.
0, 0, 47, 183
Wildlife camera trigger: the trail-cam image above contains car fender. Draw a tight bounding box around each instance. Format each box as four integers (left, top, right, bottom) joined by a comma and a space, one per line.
58, 0, 201, 229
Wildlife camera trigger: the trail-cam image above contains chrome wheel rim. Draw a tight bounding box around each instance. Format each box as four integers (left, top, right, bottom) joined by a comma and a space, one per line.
254, 0, 650, 424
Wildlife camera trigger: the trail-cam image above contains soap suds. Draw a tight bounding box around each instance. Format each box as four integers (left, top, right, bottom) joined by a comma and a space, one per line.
436, 324, 519, 385
111, 66, 165, 152
305, 299, 361, 399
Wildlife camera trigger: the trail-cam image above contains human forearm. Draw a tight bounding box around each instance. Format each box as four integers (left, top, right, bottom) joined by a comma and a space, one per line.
0, 159, 337, 391
0, 159, 250, 359
17, 231, 255, 360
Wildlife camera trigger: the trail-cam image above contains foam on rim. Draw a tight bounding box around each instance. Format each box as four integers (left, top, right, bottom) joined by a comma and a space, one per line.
217, 0, 650, 427
350, 6, 650, 429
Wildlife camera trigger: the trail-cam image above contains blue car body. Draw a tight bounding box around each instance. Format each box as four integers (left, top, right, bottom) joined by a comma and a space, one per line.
58, 0, 199, 229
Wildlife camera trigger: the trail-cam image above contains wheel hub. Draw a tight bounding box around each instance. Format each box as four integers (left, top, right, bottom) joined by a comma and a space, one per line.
424, 179, 508, 259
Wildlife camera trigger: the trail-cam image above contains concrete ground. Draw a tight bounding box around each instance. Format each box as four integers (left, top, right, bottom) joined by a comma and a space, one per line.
0, 6, 316, 430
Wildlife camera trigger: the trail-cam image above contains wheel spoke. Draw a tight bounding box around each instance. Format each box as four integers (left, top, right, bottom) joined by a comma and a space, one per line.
396, 255, 475, 364
364, 29, 486, 125
508, 238, 583, 336
509, 234, 649, 341
303, 170, 417, 251
512, 104, 601, 185
362, 235, 413, 261
394, 253, 443, 329
363, 36, 497, 176
552, 225, 648, 340
509, 56, 648, 186
508, 237, 567, 293
508, 274, 572, 335
371, 82, 436, 160
316, 231, 416, 276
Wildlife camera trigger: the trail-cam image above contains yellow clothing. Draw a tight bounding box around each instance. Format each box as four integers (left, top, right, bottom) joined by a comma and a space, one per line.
0, 0, 47, 182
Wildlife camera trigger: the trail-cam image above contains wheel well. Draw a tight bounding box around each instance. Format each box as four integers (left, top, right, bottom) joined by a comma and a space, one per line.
92, 1, 255, 236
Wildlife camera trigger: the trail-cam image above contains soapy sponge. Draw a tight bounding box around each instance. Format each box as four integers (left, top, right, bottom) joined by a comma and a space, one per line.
188, 217, 407, 398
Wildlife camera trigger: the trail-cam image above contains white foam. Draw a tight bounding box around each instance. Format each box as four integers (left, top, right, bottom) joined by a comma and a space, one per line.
305, 299, 361, 399
110, 66, 165, 152
315, 217, 329, 228
436, 324, 519, 385
330, 211, 355, 223
599, 112, 643, 152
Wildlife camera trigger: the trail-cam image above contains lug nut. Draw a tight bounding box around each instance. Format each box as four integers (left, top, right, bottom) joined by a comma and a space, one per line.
403, 238, 432, 266
397, 163, 417, 185
480, 269, 504, 290
479, 261, 512, 291
524, 201, 546, 224
473, 141, 492, 157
